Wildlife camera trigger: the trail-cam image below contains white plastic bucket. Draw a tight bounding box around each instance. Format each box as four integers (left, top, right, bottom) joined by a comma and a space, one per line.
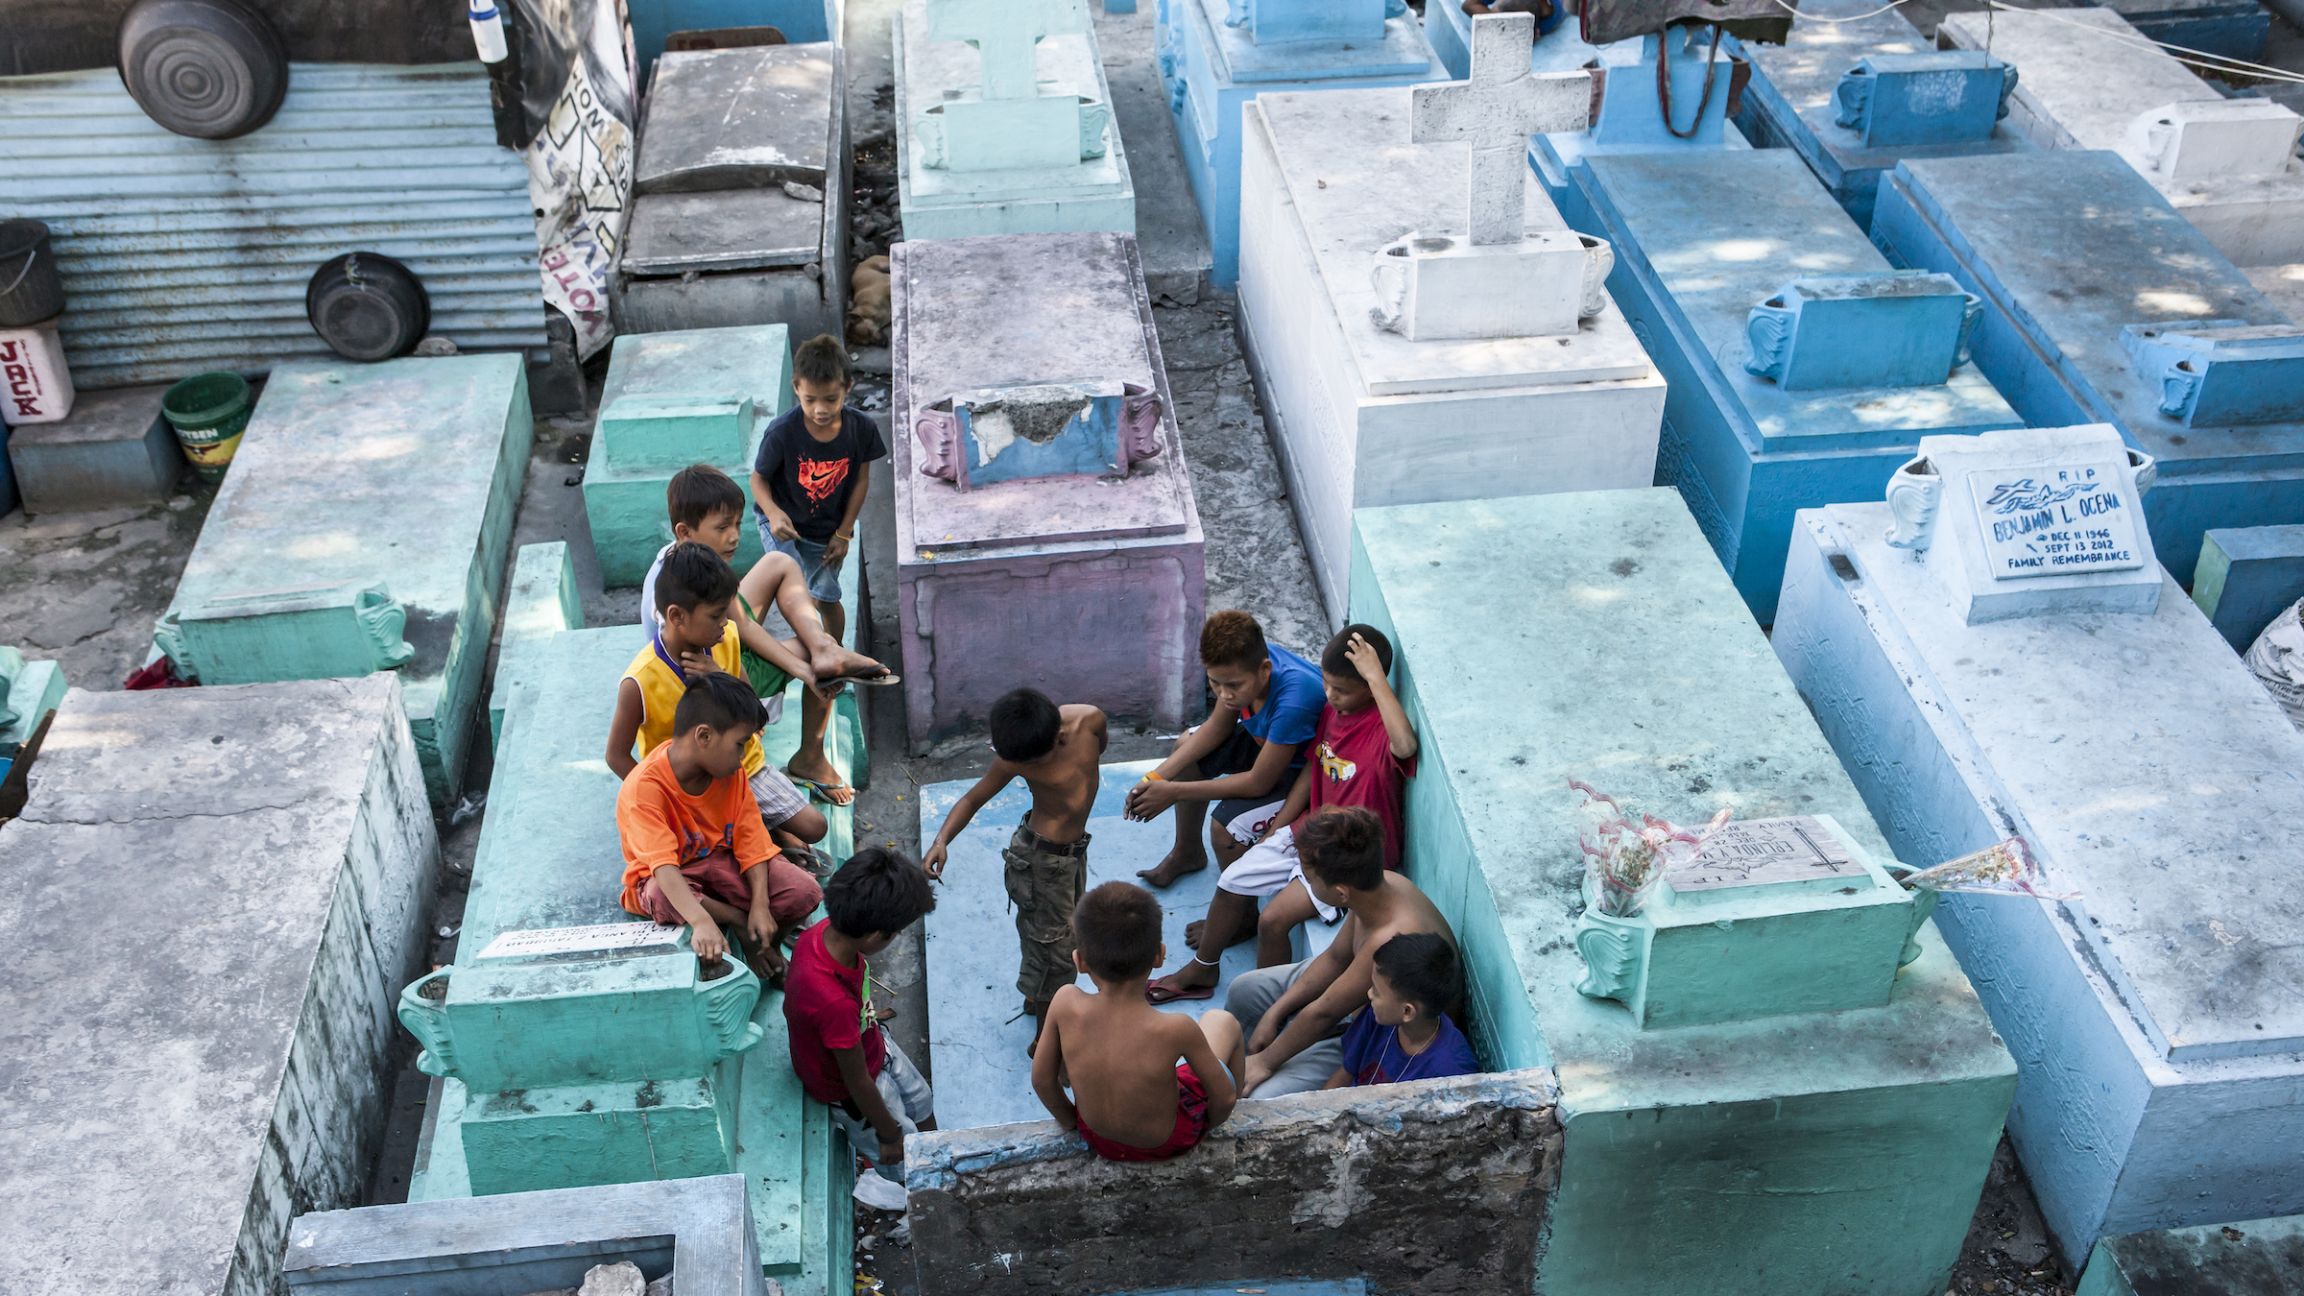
0, 317, 75, 425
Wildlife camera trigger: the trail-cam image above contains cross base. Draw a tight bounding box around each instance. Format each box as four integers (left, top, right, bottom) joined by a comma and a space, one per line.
920, 94, 1112, 171
1370, 229, 1614, 341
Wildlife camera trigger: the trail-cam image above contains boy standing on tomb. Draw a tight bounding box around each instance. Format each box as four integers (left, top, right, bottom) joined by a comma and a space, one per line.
608, 544, 824, 974
751, 334, 886, 806
1322, 932, 1478, 1090
785, 847, 940, 1189
615, 672, 819, 981
1148, 626, 1418, 1002
1127, 610, 1325, 888
1034, 881, 1243, 1162
921, 688, 1109, 1054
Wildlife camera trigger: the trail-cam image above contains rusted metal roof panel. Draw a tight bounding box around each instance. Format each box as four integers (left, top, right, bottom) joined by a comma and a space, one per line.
0, 63, 546, 390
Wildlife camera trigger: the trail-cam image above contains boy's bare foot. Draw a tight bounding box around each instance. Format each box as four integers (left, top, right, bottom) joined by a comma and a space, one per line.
1137, 847, 1207, 888
1145, 959, 1220, 1004
1184, 918, 1254, 952
787, 752, 856, 806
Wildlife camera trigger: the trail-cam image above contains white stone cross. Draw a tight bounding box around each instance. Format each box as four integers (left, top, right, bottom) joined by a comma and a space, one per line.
929, 0, 1087, 101
1412, 12, 1593, 245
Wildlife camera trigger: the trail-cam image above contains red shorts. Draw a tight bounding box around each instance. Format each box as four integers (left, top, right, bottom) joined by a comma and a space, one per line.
639, 847, 822, 931
1076, 1063, 1211, 1163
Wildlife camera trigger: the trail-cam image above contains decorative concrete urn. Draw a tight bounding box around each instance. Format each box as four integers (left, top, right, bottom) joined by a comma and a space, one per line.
1572, 880, 1651, 1004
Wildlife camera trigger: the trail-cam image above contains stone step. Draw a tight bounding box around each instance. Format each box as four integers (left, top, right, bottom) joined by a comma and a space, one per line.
6, 384, 184, 515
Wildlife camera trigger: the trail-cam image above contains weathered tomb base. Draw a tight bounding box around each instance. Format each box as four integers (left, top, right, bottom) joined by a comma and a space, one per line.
905, 1070, 1561, 1296
2077, 1212, 2304, 1296
2193, 525, 2304, 650
6, 384, 183, 514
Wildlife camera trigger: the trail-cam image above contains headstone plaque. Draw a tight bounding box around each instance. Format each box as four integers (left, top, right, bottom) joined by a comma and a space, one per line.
1967, 462, 2148, 580
1668, 816, 1865, 892
476, 922, 684, 962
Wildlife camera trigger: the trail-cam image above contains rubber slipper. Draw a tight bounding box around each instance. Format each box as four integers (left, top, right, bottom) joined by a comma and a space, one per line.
829, 667, 901, 686
788, 774, 856, 806
1145, 981, 1216, 1005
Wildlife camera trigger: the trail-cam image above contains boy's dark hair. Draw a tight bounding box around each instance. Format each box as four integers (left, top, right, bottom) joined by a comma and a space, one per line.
989, 688, 1061, 762
671, 670, 767, 738
1372, 932, 1459, 1019
668, 464, 746, 532
655, 541, 740, 616
1199, 609, 1269, 672
1072, 881, 1163, 981
794, 333, 852, 387
1296, 806, 1386, 892
825, 846, 938, 938
1321, 623, 1394, 678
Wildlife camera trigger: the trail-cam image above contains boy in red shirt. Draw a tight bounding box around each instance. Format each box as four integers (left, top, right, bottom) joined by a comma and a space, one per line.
784, 846, 939, 1194
615, 673, 822, 979
1148, 625, 1418, 999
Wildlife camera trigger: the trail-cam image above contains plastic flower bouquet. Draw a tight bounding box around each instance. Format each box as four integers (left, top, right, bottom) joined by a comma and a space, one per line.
1570, 780, 1732, 918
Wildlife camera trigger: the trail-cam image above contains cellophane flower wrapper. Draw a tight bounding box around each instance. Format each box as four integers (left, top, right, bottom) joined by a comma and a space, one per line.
1897, 837, 2078, 901
1571, 780, 1733, 918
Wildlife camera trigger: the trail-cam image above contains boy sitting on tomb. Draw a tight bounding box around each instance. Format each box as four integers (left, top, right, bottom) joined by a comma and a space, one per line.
643, 465, 894, 824
1227, 806, 1458, 1098
1128, 610, 1325, 890
1034, 881, 1244, 1162
1323, 932, 1478, 1090
921, 688, 1109, 1054
615, 672, 821, 981
1147, 626, 1417, 1002
750, 334, 887, 806
785, 846, 939, 1190
609, 544, 824, 974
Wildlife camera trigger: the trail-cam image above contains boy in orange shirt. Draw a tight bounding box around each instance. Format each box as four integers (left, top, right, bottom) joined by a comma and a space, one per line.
616, 671, 823, 980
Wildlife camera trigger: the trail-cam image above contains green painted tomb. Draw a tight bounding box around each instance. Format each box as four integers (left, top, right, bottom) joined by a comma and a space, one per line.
487, 542, 583, 750
154, 355, 533, 805
1348, 489, 2016, 1296
2078, 1213, 2304, 1296
0, 648, 65, 765
583, 325, 791, 589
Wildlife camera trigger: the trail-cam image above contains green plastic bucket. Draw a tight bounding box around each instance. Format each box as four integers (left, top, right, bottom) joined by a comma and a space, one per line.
162, 372, 254, 482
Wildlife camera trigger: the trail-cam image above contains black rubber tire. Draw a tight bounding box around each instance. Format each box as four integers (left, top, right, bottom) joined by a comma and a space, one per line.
117, 0, 289, 140
305, 253, 431, 363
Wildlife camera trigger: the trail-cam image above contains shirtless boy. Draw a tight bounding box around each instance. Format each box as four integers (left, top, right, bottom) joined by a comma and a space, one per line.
1034, 882, 1243, 1161
1225, 805, 1457, 1098
922, 688, 1109, 1051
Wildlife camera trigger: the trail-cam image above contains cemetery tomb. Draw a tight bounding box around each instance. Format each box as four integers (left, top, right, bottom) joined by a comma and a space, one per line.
5, 383, 183, 513
916, 761, 1340, 1131
1348, 488, 2015, 1296
2248, 262, 2304, 322
1423, 0, 1574, 80
1872, 150, 2304, 586
407, 624, 849, 1295
1528, 23, 1758, 206
891, 231, 1204, 750
1941, 9, 2304, 267
582, 324, 789, 589
893, 0, 1137, 240
624, 0, 842, 73
2192, 524, 2304, 650
1773, 424, 2304, 1263
1238, 13, 1665, 614
0, 678, 440, 1296
0, 646, 65, 783
1155, 0, 1446, 286
486, 541, 584, 750
2075, 1212, 2304, 1296
616, 43, 850, 342
1551, 146, 2022, 621
1730, 0, 2028, 228
154, 354, 532, 805
2093, 0, 2272, 62
286, 1174, 768, 1296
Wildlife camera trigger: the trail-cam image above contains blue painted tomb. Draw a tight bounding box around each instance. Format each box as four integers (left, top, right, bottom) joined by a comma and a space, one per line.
1872, 150, 2304, 586
1732, 0, 2029, 229
1157, 0, 1445, 286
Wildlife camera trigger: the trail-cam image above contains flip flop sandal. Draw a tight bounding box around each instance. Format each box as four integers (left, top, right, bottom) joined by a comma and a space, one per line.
1145, 980, 1217, 1005
821, 667, 901, 688
789, 774, 856, 805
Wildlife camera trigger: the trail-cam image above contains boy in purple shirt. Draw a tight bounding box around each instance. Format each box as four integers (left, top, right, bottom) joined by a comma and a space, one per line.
1324, 932, 1478, 1089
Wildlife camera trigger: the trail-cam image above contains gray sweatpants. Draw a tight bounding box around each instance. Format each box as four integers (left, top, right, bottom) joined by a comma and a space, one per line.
1225, 959, 1350, 1099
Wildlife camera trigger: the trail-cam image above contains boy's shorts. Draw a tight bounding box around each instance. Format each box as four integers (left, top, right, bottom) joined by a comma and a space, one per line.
1003, 817, 1091, 1004
833, 1036, 935, 1183
736, 594, 795, 714
638, 846, 823, 932
1192, 724, 1293, 844
762, 527, 843, 603
748, 766, 809, 830
1216, 826, 1341, 923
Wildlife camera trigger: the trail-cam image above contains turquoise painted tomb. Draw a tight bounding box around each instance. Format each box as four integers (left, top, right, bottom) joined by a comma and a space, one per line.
2192, 524, 2304, 650
0, 646, 65, 782
154, 355, 532, 805
582, 324, 790, 590
1774, 424, 2304, 1264
1348, 488, 2016, 1296
1730, 0, 2028, 228
406, 623, 855, 1296
1871, 150, 2304, 586
1155, 0, 1444, 286
2076, 1212, 2304, 1296
894, 0, 1136, 240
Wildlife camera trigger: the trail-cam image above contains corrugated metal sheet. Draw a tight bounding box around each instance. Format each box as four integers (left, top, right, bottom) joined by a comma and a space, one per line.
0, 64, 546, 390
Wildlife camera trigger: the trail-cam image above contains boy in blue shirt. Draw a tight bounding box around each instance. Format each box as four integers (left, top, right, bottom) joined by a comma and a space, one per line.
1325, 932, 1478, 1089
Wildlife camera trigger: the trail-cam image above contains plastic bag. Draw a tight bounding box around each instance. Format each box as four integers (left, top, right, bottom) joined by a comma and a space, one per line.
2244, 598, 2304, 732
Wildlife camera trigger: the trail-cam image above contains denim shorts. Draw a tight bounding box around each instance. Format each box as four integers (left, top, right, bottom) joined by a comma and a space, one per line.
758, 522, 843, 603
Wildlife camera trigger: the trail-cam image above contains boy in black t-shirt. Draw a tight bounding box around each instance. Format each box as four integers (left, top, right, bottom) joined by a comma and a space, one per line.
751, 333, 888, 806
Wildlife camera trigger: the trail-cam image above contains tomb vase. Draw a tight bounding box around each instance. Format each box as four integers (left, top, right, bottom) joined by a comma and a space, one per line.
1572, 877, 1652, 1007
2126, 447, 2158, 496
1369, 240, 1412, 334
1744, 295, 1796, 385
1578, 236, 1615, 322
397, 969, 460, 1079
695, 958, 767, 1060
1882, 864, 1941, 969
1883, 454, 1943, 552
913, 404, 965, 487
1078, 99, 1113, 160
